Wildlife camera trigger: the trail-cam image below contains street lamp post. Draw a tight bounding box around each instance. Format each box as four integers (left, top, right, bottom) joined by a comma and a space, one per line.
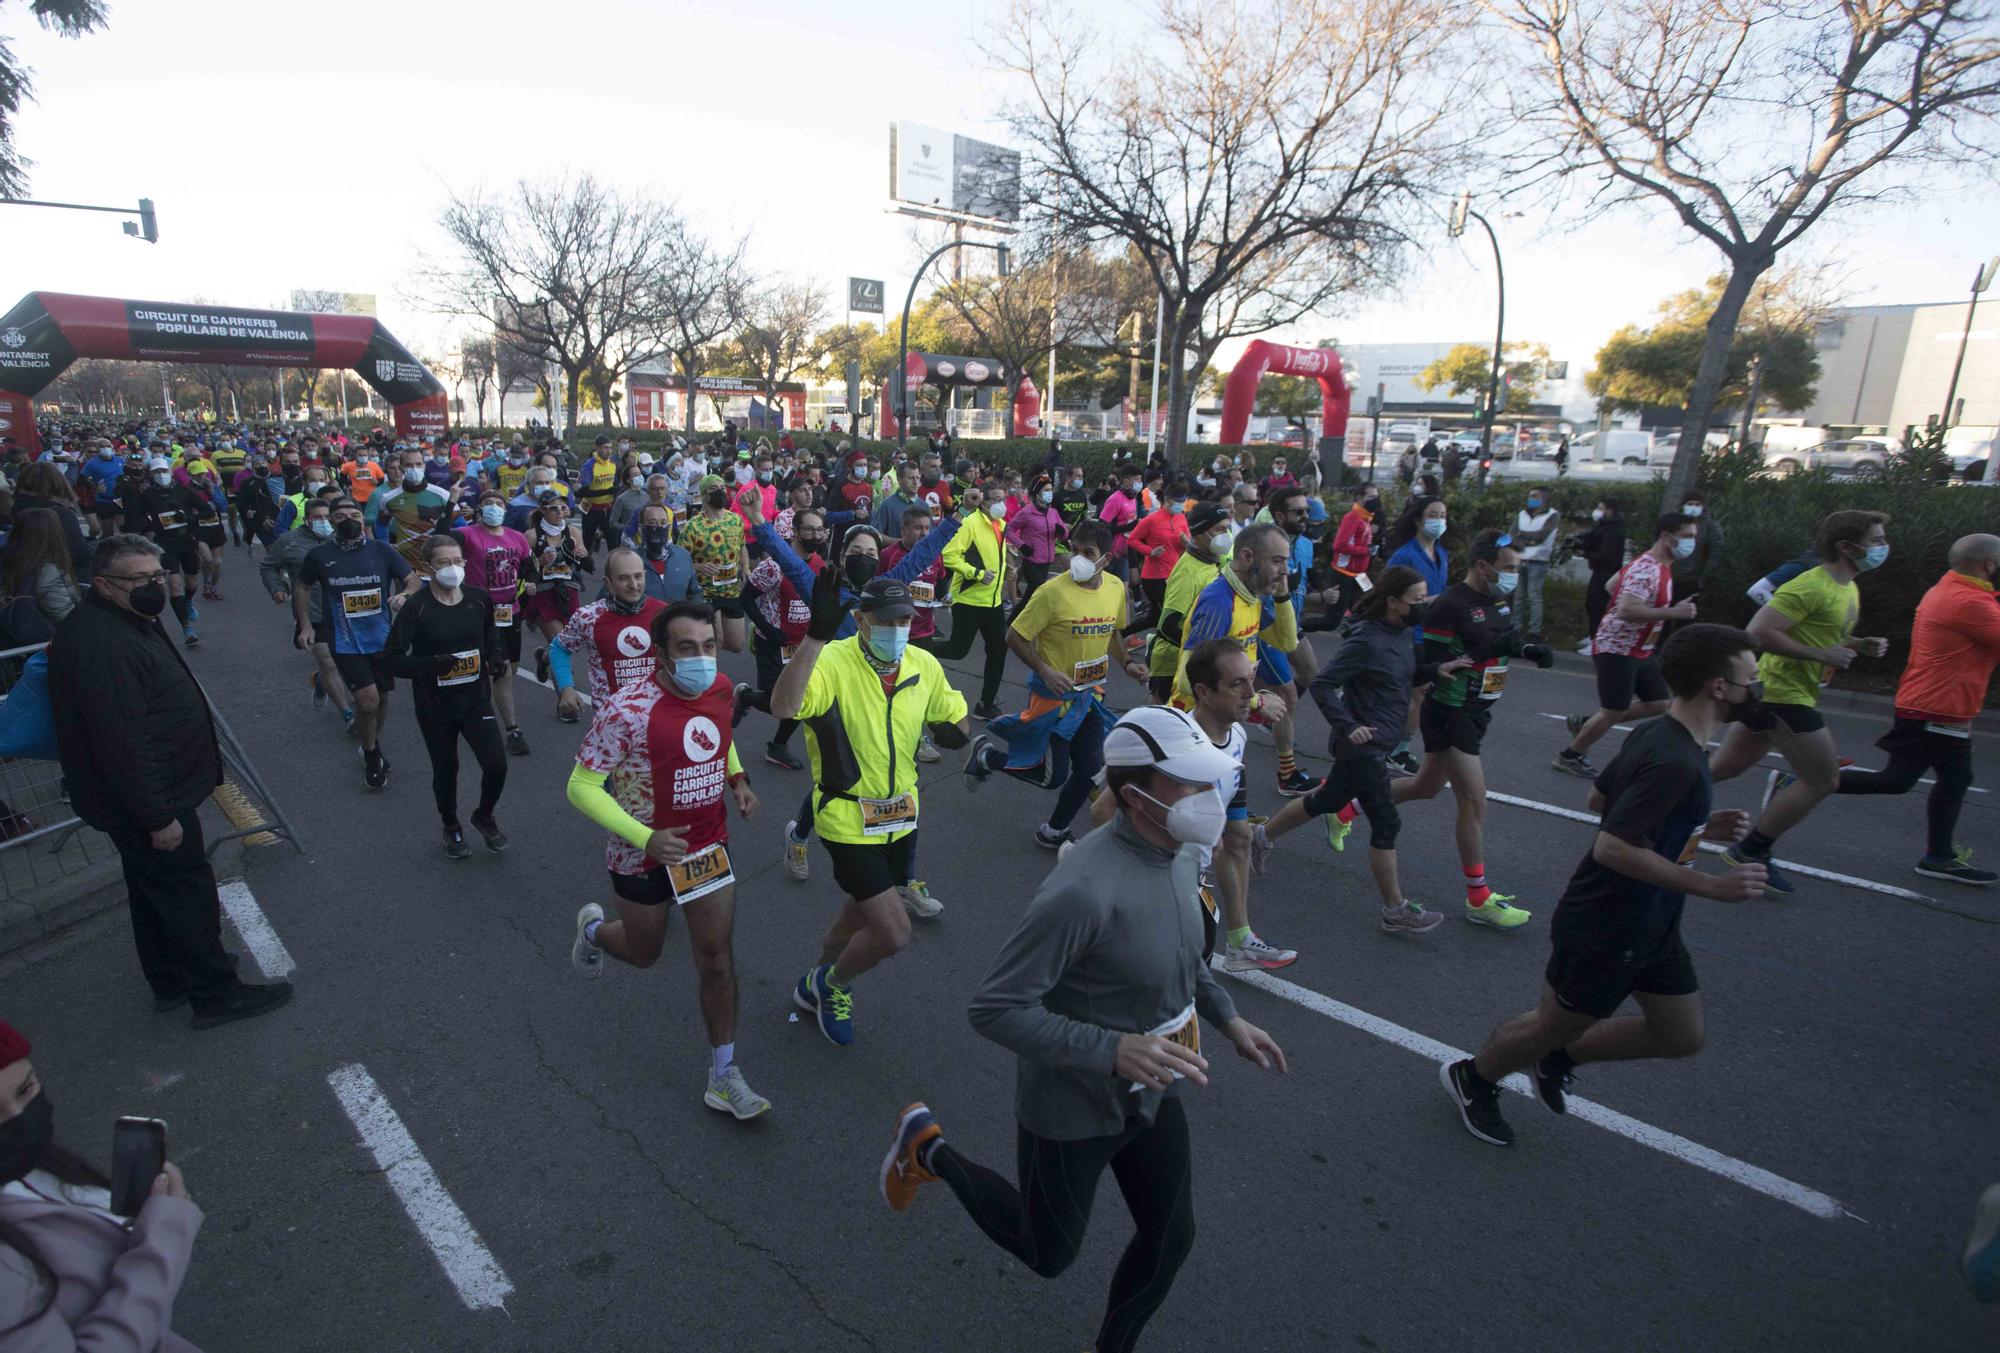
1448, 192, 1505, 463
897, 240, 1009, 451
1941, 256, 1999, 430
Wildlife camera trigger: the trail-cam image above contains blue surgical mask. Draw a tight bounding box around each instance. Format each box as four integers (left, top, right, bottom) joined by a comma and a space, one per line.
1422, 518, 1446, 538
1493, 569, 1519, 595
1858, 543, 1889, 572
480, 504, 505, 527
862, 621, 909, 664
1673, 535, 1697, 559
670, 656, 716, 693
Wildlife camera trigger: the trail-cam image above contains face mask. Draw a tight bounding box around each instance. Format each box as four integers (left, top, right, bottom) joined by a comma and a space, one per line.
986, 501, 1007, 520
335, 518, 363, 542
1683, 504, 1704, 518
642, 526, 670, 556
98, 450, 114, 460
1210, 532, 1231, 554
151, 470, 172, 485
758, 470, 773, 483
844, 553, 878, 587
540, 517, 565, 535
862, 620, 909, 664
475, 504, 504, 528
1069, 554, 1099, 584
1527, 498, 1544, 511
1363, 497, 1382, 517
851, 466, 867, 481
628, 475, 644, 488
1723, 679, 1777, 731
1132, 783, 1226, 849
1402, 599, 1431, 628
705, 490, 729, 510
1673, 535, 1697, 559
669, 655, 716, 693
510, 456, 527, 467
1493, 569, 1519, 595
127, 581, 168, 617
0, 1090, 54, 1185
795, 534, 827, 554
1068, 478, 1083, 490
1422, 518, 1446, 538
1591, 508, 1605, 523
424, 564, 462, 590
608, 590, 646, 616
1168, 502, 1184, 516
1037, 490, 1053, 506
309, 519, 333, 539
1857, 543, 1889, 572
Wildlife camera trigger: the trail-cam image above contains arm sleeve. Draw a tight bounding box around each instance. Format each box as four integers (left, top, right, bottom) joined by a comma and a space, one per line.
966, 885, 1121, 1073
566, 763, 653, 850
726, 742, 745, 782
549, 639, 577, 691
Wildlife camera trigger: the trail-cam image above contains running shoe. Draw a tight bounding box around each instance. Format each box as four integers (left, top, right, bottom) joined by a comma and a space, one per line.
186, 603, 198, 625
506, 727, 530, 757
362, 747, 387, 790
704, 1066, 772, 1121
310, 672, 327, 709
442, 826, 471, 860
342, 708, 358, 737
182, 626, 199, 648
1034, 823, 1069, 851
972, 701, 1002, 721
1385, 751, 1421, 778
1249, 822, 1274, 876
1380, 901, 1443, 934
1276, 769, 1318, 798
1575, 638, 1593, 656
1760, 769, 1796, 813
1966, 1182, 2000, 1303
1465, 894, 1532, 929
880, 1102, 943, 1213
962, 734, 996, 792
571, 903, 604, 979
764, 741, 803, 771
731, 682, 755, 728
899, 880, 943, 918
916, 730, 941, 763
1551, 749, 1597, 779
535, 647, 551, 684
783, 823, 810, 882
1323, 812, 1353, 854
557, 703, 580, 724
1440, 1058, 1514, 1146
1722, 845, 1795, 897
1222, 933, 1298, 972
1564, 712, 1586, 737
1057, 839, 1074, 863
794, 964, 853, 1046
1916, 848, 1998, 887
469, 812, 509, 853
1531, 1056, 1574, 1114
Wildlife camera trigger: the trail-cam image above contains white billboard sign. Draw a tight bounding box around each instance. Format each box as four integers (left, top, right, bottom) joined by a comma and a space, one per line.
890, 122, 1021, 224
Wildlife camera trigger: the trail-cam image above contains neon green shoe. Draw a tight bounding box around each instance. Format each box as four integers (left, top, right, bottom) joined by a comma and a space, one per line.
1466, 892, 1533, 929
1323, 813, 1353, 854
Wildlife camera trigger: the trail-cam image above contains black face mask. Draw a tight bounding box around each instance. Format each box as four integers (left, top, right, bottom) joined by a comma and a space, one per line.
1363, 497, 1382, 517
844, 554, 878, 587
126, 582, 168, 618
796, 535, 827, 556
334, 518, 363, 543
642, 527, 670, 557
705, 490, 729, 511
1403, 600, 1430, 629
0, 1090, 53, 1185
1722, 680, 1777, 732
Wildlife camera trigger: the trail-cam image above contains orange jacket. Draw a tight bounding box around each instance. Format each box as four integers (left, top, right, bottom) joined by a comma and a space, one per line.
1894, 571, 2000, 722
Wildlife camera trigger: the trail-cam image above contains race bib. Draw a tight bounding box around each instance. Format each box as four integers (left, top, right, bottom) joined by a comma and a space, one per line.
1130, 1002, 1200, 1092
666, 842, 734, 903
542, 562, 574, 582
156, 510, 186, 531
1073, 654, 1110, 687
1478, 664, 1509, 700
1675, 834, 1702, 865
857, 792, 917, 836
710, 562, 739, 588
438, 650, 481, 687
1926, 720, 1973, 740
493, 602, 515, 628
907, 579, 935, 604
780, 643, 799, 663
1354, 572, 1373, 592
342, 587, 383, 619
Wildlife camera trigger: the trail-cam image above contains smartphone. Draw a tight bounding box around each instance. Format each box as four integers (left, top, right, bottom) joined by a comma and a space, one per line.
110, 1117, 167, 1218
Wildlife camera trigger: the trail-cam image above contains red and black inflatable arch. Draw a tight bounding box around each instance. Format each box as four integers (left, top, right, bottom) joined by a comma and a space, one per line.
1218, 340, 1350, 447
0, 292, 448, 455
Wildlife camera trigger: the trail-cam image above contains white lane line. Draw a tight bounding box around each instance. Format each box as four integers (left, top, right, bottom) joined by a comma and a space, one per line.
1484, 790, 1937, 901
216, 880, 295, 978
514, 667, 591, 702
1224, 966, 1850, 1221
327, 1064, 514, 1311
1534, 713, 1987, 793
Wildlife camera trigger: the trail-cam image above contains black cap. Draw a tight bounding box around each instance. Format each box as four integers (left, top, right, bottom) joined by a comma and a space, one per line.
1187, 502, 1230, 535
537, 489, 563, 506
594, 434, 611, 445
853, 577, 915, 621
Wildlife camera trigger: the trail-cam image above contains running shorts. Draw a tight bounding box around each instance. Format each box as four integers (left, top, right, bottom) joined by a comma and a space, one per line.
608, 862, 731, 907
1303, 750, 1398, 849
521, 587, 578, 627
1593, 654, 1668, 712
333, 650, 395, 694
1546, 926, 1698, 1020
194, 524, 227, 550
1418, 699, 1493, 756
1766, 702, 1826, 735
161, 540, 200, 576
821, 831, 917, 901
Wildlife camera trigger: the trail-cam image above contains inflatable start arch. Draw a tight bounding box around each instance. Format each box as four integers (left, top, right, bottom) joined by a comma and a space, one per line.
0, 292, 448, 454
1217, 340, 1350, 447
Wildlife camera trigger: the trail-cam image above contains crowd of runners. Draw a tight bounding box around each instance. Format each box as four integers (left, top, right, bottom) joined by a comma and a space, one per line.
10, 414, 1999, 1341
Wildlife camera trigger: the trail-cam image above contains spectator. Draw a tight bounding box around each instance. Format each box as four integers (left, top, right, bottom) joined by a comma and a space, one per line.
0, 1020, 207, 1348
9, 465, 90, 575
1672, 490, 1725, 605
47, 535, 295, 1028
1, 510, 83, 640
1513, 483, 1559, 642
1577, 497, 1628, 649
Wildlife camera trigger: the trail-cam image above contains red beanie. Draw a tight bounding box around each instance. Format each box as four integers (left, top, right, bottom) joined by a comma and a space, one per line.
0, 1022, 28, 1071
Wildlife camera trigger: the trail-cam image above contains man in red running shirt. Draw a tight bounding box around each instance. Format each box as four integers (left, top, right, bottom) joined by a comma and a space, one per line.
550, 547, 666, 722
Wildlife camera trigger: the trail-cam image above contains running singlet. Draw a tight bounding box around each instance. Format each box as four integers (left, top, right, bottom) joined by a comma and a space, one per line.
1423, 581, 1514, 708
681, 512, 746, 599
575, 671, 736, 875
1010, 571, 1129, 689
494, 463, 530, 499
580, 457, 619, 506
457, 527, 531, 628
376, 485, 449, 560
298, 539, 412, 655
555, 598, 668, 704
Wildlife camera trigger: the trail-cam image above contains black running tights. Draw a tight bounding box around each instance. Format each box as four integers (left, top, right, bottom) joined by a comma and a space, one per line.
918, 602, 1009, 709
415, 700, 507, 828
1836, 740, 1973, 860
929, 1098, 1195, 1353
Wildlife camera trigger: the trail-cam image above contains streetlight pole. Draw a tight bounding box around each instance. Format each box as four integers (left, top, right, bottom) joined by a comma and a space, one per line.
1940, 256, 1998, 430
1448, 193, 1505, 463
897, 239, 1009, 452
0, 195, 156, 240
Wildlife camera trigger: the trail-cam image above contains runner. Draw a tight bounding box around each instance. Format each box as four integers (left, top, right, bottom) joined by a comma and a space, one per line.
185, 458, 229, 601
925, 484, 1013, 720
1252, 566, 1474, 935
1146, 502, 1230, 702
294, 497, 422, 789
1553, 513, 1699, 777
565, 600, 770, 1121
772, 571, 971, 1045
1440, 624, 1769, 1147
577, 434, 621, 554
454, 490, 535, 756
963, 523, 1147, 849
878, 705, 1287, 1353
382, 535, 510, 859
681, 474, 750, 653
739, 505, 830, 771
1392, 528, 1553, 930
367, 448, 451, 570
1830, 532, 2000, 885
1255, 484, 1324, 794
133, 456, 208, 647
1321, 482, 1378, 629
879, 503, 952, 762
550, 546, 667, 720
1711, 510, 1894, 896
524, 491, 593, 706
259, 495, 355, 732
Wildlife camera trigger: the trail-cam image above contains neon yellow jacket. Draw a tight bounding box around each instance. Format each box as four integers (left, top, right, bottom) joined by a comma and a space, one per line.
796, 636, 969, 844
941, 512, 1009, 609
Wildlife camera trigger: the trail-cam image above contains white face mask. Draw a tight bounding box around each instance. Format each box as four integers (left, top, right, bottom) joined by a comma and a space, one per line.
1132, 783, 1226, 849
1209, 532, 1231, 554
1069, 554, 1099, 583
433, 564, 466, 588
986, 501, 1007, 520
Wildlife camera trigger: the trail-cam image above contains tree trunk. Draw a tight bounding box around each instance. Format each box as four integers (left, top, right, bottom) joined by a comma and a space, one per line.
1670, 254, 1769, 502
497, 388, 508, 425
1160, 300, 1197, 467
681, 351, 700, 439
564, 367, 583, 431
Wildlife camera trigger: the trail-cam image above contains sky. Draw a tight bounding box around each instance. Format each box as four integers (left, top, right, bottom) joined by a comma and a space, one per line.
1, 0, 1993, 415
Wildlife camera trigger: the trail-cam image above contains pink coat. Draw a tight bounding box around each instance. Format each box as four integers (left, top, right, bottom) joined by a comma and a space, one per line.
0, 1179, 203, 1351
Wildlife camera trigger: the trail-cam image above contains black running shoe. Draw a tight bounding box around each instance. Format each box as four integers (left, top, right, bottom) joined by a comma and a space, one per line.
1276, 769, 1319, 798
443, 826, 471, 860
1440, 1059, 1514, 1146
535, 647, 551, 684
1551, 749, 1597, 779
469, 813, 509, 853
506, 727, 530, 757
732, 682, 755, 728
1386, 751, 1421, 777
764, 741, 803, 771
972, 701, 1002, 721
363, 748, 388, 790
1564, 712, 1586, 737
1531, 1056, 1574, 1115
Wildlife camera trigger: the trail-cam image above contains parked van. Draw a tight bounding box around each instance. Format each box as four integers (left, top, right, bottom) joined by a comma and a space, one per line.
1571, 429, 1653, 465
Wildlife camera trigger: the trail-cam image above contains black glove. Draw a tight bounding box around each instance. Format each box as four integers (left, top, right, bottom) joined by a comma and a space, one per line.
1522, 643, 1555, 669
431, 652, 461, 674
806, 560, 846, 642
926, 720, 969, 750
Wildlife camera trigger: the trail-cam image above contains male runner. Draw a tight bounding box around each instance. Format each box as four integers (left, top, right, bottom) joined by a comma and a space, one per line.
1393, 528, 1553, 930
577, 434, 621, 554
740, 506, 830, 771
1146, 503, 1230, 702
455, 490, 535, 755
1712, 510, 1893, 896
878, 705, 1286, 1353
295, 498, 422, 788
134, 456, 210, 646
551, 546, 667, 719
1831, 532, 2000, 884
1441, 624, 1769, 1146
927, 485, 1013, 719
1554, 512, 1699, 778
772, 571, 970, 1045
1254, 485, 1324, 794
681, 474, 750, 652
369, 447, 450, 568
260, 495, 354, 731
879, 503, 952, 762
566, 600, 770, 1120
963, 522, 1147, 849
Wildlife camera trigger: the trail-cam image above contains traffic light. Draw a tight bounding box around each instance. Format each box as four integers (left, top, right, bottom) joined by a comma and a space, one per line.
123, 198, 158, 243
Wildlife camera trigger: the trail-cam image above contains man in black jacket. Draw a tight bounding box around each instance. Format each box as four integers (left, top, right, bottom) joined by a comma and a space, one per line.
47, 534, 294, 1029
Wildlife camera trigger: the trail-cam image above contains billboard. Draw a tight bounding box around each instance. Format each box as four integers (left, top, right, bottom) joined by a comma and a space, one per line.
890, 122, 1021, 224
848, 278, 885, 314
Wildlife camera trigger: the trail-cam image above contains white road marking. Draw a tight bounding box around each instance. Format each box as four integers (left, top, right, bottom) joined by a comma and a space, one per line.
1485, 790, 1937, 901
1535, 712, 1987, 792
216, 880, 295, 978
327, 1064, 514, 1311
515, 666, 591, 702
1224, 966, 1850, 1221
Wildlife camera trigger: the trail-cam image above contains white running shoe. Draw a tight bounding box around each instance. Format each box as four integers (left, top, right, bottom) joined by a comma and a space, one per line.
784, 822, 810, 883
916, 731, 941, 763
703, 1065, 772, 1120
1248, 822, 1273, 876
1222, 932, 1298, 971
1380, 901, 1444, 934
899, 880, 943, 918
571, 903, 605, 979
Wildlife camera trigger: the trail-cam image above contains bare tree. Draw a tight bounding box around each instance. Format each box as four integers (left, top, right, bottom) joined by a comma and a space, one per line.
642, 219, 753, 438
1491, 0, 2000, 498
460, 335, 497, 425
737, 278, 832, 427
993, 0, 1464, 460
494, 338, 541, 426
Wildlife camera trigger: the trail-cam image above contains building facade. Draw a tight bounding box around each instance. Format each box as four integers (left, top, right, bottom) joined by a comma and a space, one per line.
1804, 300, 1999, 437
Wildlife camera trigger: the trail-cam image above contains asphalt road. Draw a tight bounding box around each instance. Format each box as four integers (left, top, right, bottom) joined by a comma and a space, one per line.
5, 570, 1997, 1352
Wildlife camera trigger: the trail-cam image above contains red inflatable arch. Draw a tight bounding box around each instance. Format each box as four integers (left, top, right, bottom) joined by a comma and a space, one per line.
0, 292, 448, 455
1217, 340, 1350, 447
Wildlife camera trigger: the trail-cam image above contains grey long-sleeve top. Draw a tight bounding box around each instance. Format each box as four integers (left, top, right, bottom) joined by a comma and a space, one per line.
968, 813, 1239, 1141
